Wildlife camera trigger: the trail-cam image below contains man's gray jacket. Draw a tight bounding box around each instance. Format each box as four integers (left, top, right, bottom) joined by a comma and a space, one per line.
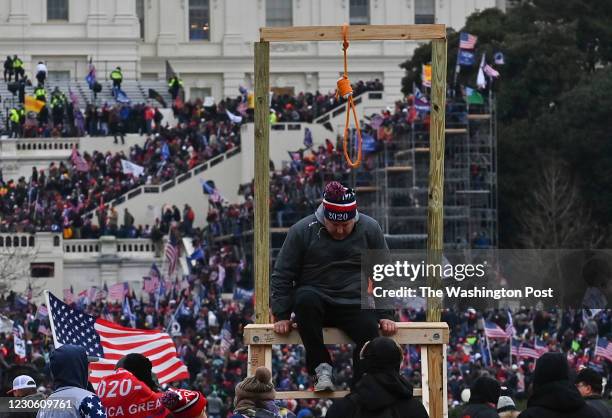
271, 205, 393, 321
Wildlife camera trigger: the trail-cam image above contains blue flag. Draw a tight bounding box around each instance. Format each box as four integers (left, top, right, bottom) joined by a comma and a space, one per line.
161, 142, 170, 160
122, 296, 136, 328
303, 127, 313, 148
115, 88, 130, 104
362, 133, 377, 154
458, 50, 475, 66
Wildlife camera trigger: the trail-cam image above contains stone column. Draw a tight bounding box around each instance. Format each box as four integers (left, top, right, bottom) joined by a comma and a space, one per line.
222, 0, 246, 56
157, 0, 178, 55
8, 0, 28, 24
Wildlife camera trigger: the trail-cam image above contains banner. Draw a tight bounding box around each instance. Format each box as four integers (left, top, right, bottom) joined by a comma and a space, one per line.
422, 64, 432, 88
25, 96, 45, 114
121, 160, 145, 177
458, 50, 475, 66
13, 324, 26, 359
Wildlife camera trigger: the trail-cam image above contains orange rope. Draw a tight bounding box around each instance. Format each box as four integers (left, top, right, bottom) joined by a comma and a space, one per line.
337, 23, 362, 169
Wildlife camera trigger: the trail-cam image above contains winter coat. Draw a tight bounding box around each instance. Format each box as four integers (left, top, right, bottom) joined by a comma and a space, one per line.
326, 373, 428, 418
460, 403, 500, 418
36, 345, 107, 418
584, 396, 612, 418
518, 381, 601, 418
271, 205, 392, 321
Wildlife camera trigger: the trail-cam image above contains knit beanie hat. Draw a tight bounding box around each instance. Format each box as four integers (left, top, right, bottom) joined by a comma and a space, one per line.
497, 396, 517, 413
322, 181, 357, 222
469, 376, 501, 404
533, 352, 570, 388
161, 388, 207, 418
234, 367, 276, 405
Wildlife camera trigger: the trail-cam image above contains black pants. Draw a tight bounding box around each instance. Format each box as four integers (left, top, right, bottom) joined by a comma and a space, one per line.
293, 288, 380, 383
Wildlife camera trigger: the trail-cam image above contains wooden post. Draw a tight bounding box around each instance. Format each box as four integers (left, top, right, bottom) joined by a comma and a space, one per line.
250, 41, 272, 377
426, 38, 447, 418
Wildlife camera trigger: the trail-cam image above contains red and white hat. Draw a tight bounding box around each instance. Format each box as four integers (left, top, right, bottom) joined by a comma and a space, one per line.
161, 388, 207, 418
322, 181, 357, 222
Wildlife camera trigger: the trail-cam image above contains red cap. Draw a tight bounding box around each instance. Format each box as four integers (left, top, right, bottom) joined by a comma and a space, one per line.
161, 388, 207, 418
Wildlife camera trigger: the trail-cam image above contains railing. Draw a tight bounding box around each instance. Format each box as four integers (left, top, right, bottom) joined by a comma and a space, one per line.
64, 240, 100, 254
81, 145, 241, 216
64, 238, 156, 254
313, 91, 383, 124
0, 233, 36, 248
270, 123, 303, 131
4, 138, 80, 152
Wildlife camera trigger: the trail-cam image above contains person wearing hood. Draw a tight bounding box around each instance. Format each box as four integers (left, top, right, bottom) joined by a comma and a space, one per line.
36, 344, 107, 418
326, 337, 428, 418
271, 181, 396, 391
460, 376, 501, 418
518, 352, 599, 418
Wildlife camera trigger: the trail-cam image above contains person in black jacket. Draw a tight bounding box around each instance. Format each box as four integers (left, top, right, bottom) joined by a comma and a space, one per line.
326, 337, 428, 418
518, 352, 600, 418
3, 56, 13, 82
460, 376, 501, 418
575, 367, 612, 418
271, 182, 396, 391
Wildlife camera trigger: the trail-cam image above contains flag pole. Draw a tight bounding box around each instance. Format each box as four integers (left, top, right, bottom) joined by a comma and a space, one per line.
44, 290, 62, 349
452, 46, 461, 96
482, 318, 493, 367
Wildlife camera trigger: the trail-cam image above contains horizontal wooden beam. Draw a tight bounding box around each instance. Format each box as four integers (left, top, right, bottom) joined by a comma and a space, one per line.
260, 25, 446, 42
275, 388, 422, 400
244, 322, 449, 346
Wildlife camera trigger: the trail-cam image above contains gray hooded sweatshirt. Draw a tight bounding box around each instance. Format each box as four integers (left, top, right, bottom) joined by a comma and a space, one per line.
271, 204, 393, 321
37, 345, 106, 418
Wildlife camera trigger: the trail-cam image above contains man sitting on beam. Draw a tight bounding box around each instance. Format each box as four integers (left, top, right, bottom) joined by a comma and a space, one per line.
271, 181, 397, 392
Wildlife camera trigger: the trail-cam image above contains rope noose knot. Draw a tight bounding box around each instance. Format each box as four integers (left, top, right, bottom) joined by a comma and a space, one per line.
337, 23, 362, 169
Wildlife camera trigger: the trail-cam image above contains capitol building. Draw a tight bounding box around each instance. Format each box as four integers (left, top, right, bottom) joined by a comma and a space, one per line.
0, 0, 506, 104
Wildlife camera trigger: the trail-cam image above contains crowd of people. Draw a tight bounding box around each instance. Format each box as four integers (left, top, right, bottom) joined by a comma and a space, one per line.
0, 76, 592, 417
2, 279, 612, 418
0, 98, 242, 236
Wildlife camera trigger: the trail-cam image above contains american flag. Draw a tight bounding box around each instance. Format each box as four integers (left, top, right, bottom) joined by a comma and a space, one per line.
87, 286, 100, 302
506, 310, 516, 337
519, 344, 539, 359
484, 64, 500, 78
220, 321, 234, 352
459, 32, 478, 49
63, 288, 74, 304
143, 266, 161, 294
511, 338, 520, 357
143, 278, 156, 294
46, 292, 189, 387
535, 337, 548, 356
165, 240, 179, 278
70, 146, 89, 172
595, 337, 612, 362
108, 282, 128, 301
36, 304, 48, 320
484, 320, 510, 339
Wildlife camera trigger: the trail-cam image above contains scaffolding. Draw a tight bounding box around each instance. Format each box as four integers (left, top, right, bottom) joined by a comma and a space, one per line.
370, 97, 498, 249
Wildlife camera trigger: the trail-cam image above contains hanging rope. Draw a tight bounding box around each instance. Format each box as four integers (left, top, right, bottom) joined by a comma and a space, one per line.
337, 23, 362, 169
